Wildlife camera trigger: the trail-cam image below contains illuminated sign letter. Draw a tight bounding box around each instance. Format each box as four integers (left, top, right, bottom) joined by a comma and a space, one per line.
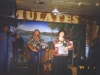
26, 11, 34, 20
36, 12, 43, 21
79, 66, 84, 69
16, 10, 24, 19
55, 14, 61, 22
72, 15, 79, 24
63, 15, 71, 23
44, 13, 53, 22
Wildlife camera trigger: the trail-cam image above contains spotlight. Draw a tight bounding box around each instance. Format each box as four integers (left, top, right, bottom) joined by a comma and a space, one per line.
78, 2, 82, 6
96, 3, 99, 6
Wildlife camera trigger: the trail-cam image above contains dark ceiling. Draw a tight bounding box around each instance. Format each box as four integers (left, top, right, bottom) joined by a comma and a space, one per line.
16, 0, 100, 15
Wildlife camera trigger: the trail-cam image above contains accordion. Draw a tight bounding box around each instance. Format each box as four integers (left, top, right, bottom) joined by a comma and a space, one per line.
35, 42, 49, 51
55, 46, 68, 56
54, 41, 73, 56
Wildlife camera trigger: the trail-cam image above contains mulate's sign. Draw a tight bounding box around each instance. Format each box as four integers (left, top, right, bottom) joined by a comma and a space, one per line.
16, 10, 87, 24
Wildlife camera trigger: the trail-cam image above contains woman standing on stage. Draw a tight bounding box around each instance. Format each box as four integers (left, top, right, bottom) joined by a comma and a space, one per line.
52, 29, 73, 75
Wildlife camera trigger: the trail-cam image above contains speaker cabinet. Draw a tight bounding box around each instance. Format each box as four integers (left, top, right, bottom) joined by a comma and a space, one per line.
0, 0, 16, 18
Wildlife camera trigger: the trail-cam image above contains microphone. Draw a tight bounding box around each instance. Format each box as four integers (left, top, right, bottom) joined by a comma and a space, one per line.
6, 31, 9, 39
6, 31, 14, 37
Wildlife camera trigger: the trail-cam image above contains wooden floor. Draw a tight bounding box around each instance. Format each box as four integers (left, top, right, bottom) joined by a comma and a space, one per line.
1, 67, 51, 75
1, 65, 76, 75
1, 66, 77, 75
10, 63, 52, 75
1, 60, 77, 75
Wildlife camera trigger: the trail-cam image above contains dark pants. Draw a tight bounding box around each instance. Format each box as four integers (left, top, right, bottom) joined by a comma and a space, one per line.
95, 53, 100, 75
68, 50, 73, 65
0, 50, 12, 73
14, 49, 23, 63
30, 50, 44, 63
52, 56, 68, 75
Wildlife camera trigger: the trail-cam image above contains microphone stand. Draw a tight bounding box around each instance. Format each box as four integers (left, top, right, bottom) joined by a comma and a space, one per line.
46, 45, 52, 64
38, 49, 40, 75
6, 32, 9, 73
36, 43, 41, 75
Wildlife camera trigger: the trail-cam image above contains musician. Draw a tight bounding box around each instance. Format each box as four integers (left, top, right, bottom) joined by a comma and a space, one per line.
13, 33, 24, 64
28, 29, 44, 66
52, 29, 73, 75
0, 25, 14, 74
